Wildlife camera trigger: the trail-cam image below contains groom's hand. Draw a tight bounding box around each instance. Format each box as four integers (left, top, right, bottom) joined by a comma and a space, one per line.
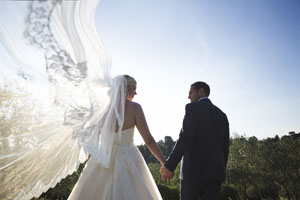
160, 166, 174, 182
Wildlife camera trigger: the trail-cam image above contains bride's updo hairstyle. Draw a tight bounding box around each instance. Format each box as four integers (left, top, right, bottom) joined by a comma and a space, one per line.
123, 75, 136, 90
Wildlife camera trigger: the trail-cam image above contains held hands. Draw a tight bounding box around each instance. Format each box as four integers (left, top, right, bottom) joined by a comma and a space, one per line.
160, 165, 174, 182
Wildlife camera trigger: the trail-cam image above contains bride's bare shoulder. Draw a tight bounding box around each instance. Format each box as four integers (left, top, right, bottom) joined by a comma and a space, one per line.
126, 100, 143, 111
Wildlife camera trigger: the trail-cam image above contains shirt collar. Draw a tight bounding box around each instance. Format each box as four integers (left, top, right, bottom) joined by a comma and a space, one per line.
199, 97, 209, 101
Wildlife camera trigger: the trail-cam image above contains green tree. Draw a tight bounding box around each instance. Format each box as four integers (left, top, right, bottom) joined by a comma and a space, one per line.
276, 135, 300, 200
164, 136, 175, 156
226, 133, 300, 200
227, 136, 254, 200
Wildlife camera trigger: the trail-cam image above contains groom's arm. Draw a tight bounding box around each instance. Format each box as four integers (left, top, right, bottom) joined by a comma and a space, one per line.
164, 103, 198, 171
223, 115, 230, 169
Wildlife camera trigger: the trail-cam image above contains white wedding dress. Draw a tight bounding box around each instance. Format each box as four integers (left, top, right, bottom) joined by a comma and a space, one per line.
67, 127, 162, 200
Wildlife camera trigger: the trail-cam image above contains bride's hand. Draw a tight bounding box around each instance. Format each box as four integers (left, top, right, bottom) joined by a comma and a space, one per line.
160, 165, 174, 182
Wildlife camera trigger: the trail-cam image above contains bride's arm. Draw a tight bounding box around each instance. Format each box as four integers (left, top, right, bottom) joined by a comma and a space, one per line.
135, 103, 165, 165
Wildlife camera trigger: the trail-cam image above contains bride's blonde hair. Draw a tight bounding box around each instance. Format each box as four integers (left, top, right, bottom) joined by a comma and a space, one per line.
123, 75, 136, 89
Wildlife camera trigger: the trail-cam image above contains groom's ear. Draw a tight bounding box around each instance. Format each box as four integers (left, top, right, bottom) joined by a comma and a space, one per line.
198, 88, 204, 95
198, 88, 207, 97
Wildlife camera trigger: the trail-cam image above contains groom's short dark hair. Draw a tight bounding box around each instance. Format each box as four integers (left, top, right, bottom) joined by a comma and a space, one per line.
191, 81, 210, 96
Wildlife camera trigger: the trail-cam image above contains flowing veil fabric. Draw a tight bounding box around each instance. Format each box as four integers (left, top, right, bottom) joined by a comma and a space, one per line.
0, 0, 126, 199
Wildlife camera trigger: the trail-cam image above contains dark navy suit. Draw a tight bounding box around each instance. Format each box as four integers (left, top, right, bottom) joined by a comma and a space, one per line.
165, 98, 229, 200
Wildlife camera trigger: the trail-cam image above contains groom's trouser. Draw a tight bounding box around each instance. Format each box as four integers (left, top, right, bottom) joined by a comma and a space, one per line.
180, 180, 221, 200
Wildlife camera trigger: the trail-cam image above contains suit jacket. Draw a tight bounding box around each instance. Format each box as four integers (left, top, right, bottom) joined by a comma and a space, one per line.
164, 98, 229, 182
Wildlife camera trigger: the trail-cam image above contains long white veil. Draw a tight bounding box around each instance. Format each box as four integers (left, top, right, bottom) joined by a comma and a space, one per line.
0, 0, 126, 199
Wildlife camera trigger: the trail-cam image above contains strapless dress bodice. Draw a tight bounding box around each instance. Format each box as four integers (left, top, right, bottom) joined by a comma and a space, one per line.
114, 127, 134, 145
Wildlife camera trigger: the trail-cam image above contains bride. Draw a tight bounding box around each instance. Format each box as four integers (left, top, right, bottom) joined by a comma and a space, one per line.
68, 75, 164, 200
0, 0, 164, 199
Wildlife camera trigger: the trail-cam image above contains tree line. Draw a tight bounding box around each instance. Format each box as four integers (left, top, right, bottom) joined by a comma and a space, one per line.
26, 132, 300, 200
138, 132, 300, 200
226, 132, 300, 200
24, 131, 300, 200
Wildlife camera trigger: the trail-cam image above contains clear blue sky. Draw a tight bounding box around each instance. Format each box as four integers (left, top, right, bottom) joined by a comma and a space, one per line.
0, 1, 299, 145
95, 0, 300, 144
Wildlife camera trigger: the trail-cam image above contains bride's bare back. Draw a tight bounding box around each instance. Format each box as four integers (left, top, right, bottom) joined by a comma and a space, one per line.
122, 100, 152, 144
122, 100, 137, 130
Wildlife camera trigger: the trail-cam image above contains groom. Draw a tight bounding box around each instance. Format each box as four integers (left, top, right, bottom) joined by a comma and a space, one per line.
160, 81, 229, 200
